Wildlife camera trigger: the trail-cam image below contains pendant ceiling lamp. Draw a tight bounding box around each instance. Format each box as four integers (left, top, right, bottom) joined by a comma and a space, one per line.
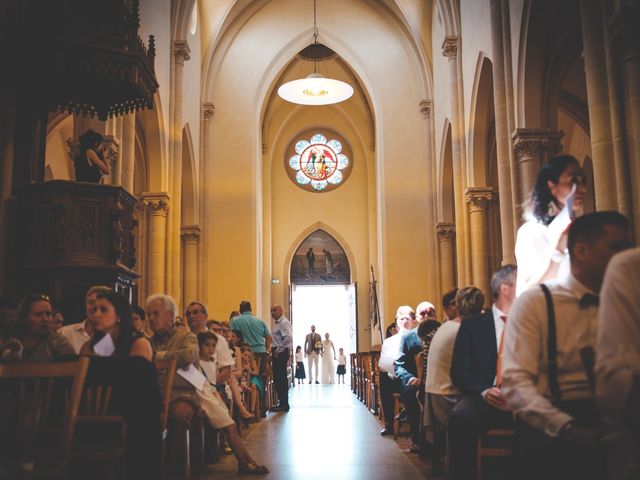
277, 0, 354, 106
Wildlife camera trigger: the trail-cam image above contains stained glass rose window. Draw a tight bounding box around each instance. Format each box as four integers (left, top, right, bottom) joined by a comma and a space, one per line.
287, 132, 351, 192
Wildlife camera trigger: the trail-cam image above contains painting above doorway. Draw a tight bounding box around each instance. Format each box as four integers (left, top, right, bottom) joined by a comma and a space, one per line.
290, 229, 350, 285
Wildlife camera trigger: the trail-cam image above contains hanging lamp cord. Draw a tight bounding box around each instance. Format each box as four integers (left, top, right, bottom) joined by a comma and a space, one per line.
313, 0, 318, 73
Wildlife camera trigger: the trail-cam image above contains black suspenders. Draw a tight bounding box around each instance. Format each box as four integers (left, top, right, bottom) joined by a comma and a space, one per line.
540, 284, 562, 404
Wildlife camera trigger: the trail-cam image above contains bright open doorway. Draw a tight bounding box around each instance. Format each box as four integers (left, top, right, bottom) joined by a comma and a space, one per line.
290, 284, 357, 383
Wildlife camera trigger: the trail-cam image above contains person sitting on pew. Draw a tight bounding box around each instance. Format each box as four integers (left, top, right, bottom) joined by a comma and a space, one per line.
78, 290, 162, 479
80, 290, 152, 360
503, 212, 631, 480
196, 331, 268, 475
393, 306, 423, 453
1, 293, 75, 362
595, 246, 640, 478
378, 307, 415, 436
425, 288, 470, 426
147, 294, 200, 479
448, 265, 517, 480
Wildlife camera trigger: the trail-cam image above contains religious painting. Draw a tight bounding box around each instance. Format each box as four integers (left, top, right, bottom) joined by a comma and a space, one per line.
290, 229, 350, 285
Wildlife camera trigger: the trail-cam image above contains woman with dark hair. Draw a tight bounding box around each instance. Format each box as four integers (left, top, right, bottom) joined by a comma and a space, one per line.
515, 155, 586, 296
74, 129, 110, 183
79, 291, 152, 360
0, 293, 75, 362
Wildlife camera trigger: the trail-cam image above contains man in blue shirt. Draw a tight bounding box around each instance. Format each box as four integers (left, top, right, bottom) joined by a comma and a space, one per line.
230, 301, 272, 376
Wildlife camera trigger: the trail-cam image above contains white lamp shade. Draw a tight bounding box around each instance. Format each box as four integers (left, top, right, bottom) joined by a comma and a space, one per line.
277, 73, 354, 106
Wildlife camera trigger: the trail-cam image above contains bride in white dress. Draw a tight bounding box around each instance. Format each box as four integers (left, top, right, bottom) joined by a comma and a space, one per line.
321, 333, 337, 384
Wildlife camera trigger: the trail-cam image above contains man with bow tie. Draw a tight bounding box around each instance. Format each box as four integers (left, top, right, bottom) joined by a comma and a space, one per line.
502, 211, 632, 480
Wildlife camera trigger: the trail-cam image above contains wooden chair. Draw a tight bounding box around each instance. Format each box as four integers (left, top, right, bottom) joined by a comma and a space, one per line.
153, 357, 184, 480
476, 428, 515, 479
349, 353, 357, 393
73, 381, 128, 480
369, 351, 381, 416
0, 357, 89, 479
392, 393, 405, 439
362, 352, 372, 408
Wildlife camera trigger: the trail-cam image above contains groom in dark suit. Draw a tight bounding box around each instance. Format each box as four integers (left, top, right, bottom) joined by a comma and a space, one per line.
448, 265, 517, 480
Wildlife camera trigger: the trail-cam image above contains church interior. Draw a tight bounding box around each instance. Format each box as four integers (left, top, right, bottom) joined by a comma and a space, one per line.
0, 0, 639, 479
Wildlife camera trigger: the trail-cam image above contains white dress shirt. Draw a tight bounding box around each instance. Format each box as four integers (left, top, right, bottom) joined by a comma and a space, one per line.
59, 320, 91, 354
596, 247, 640, 424
491, 304, 507, 349
272, 315, 293, 352
425, 320, 460, 395
214, 334, 235, 370
515, 217, 571, 297
502, 273, 597, 437
378, 332, 403, 379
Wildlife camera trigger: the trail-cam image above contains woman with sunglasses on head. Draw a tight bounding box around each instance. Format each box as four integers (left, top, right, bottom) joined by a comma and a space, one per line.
0, 294, 75, 362
515, 155, 587, 297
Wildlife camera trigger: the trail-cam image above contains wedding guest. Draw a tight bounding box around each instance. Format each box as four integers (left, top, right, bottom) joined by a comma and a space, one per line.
0, 293, 75, 362
196, 332, 269, 475
448, 267, 517, 480
60, 285, 111, 353
79, 291, 152, 360
503, 212, 631, 480
378, 307, 416, 436
515, 155, 586, 296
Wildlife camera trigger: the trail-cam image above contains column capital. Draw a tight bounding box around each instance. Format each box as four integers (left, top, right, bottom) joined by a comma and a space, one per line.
202, 102, 215, 122
141, 192, 170, 217
181, 225, 201, 245
419, 100, 432, 120
512, 128, 563, 160
173, 41, 191, 65
610, 6, 640, 63
442, 36, 459, 60
436, 222, 456, 241
465, 187, 494, 212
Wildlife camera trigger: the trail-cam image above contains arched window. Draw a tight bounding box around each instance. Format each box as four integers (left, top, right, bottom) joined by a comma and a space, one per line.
286, 131, 352, 192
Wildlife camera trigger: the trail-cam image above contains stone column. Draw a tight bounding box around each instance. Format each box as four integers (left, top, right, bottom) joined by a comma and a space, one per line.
611, 6, 640, 240
465, 187, 494, 300
201, 102, 214, 304
420, 99, 439, 302
181, 225, 200, 307
512, 128, 563, 201
489, 0, 516, 262
142, 193, 169, 295
120, 113, 136, 193
168, 41, 191, 302
443, 36, 470, 285
580, 0, 617, 210
436, 223, 456, 294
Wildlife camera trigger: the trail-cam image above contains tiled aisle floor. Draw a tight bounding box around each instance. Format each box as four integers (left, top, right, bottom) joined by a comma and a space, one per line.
198, 383, 429, 480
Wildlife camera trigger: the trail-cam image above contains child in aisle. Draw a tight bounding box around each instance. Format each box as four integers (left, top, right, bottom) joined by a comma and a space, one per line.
294, 345, 306, 384
337, 347, 347, 384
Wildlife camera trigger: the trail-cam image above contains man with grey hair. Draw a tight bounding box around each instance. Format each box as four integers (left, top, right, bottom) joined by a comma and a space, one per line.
378, 305, 418, 436
147, 294, 199, 479
59, 284, 111, 353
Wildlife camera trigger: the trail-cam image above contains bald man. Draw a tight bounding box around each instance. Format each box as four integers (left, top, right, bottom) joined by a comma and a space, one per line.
270, 304, 292, 411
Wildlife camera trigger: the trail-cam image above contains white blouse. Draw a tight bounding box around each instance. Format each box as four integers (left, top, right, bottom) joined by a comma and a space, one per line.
515, 214, 571, 297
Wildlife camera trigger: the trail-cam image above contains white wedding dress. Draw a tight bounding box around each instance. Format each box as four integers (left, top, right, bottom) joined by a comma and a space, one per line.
321, 340, 336, 384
